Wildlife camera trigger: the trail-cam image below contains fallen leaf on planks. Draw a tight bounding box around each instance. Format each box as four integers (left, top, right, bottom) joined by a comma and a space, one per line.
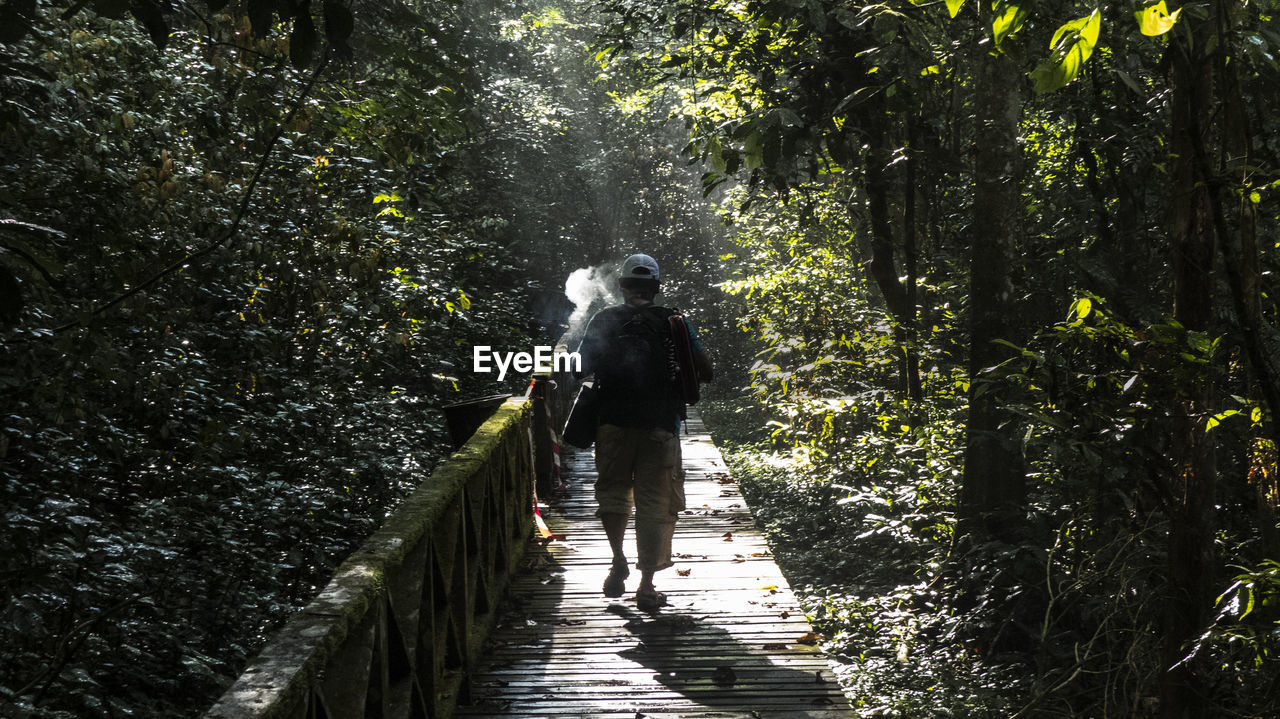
711, 665, 737, 686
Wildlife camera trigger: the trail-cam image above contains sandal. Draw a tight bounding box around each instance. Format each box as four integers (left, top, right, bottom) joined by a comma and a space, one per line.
603, 559, 630, 598
636, 589, 667, 612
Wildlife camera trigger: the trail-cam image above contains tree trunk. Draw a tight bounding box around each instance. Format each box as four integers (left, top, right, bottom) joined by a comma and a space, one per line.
1161, 2, 1219, 714
960, 24, 1026, 528
1204, 10, 1280, 556
903, 118, 924, 405
862, 115, 922, 403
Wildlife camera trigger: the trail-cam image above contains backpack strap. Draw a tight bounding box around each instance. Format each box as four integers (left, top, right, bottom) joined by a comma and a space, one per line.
628, 304, 673, 336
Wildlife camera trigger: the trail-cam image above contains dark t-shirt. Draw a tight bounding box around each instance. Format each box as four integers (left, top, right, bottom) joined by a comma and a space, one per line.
577, 303, 686, 433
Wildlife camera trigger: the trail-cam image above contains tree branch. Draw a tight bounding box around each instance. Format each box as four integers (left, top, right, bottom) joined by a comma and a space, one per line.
59, 0, 92, 21
0, 220, 66, 288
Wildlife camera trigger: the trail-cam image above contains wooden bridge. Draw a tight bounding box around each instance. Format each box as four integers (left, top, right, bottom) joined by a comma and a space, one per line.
204, 375, 852, 718
455, 412, 852, 718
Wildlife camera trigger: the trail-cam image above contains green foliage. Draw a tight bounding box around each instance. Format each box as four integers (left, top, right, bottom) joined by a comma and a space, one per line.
0, 2, 570, 716
1134, 0, 1182, 37
705, 394, 1018, 717
5, 0, 1280, 715
0, 0, 751, 712
633, 0, 1280, 713
992, 3, 1029, 53
1, 0, 358, 57
1030, 10, 1102, 94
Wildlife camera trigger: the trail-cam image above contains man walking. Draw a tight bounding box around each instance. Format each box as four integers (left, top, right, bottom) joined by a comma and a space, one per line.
576, 254, 711, 611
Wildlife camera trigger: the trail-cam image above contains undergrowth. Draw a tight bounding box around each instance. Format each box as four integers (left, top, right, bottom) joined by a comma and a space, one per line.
700, 396, 1026, 717
701, 383, 1280, 717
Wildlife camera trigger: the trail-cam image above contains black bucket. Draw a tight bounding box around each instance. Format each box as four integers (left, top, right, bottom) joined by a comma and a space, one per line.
442, 394, 512, 450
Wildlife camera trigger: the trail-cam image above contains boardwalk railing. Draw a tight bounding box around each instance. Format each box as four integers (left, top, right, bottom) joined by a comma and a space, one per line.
529, 334, 579, 497
206, 397, 537, 719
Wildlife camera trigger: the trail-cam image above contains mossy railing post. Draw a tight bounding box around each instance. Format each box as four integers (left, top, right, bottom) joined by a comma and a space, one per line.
529, 333, 578, 498
550, 333, 578, 429
204, 398, 535, 719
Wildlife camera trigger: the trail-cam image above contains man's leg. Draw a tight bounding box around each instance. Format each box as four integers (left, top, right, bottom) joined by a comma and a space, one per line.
595, 424, 638, 597
637, 568, 658, 596
600, 511, 630, 597
632, 429, 681, 609
602, 512, 628, 562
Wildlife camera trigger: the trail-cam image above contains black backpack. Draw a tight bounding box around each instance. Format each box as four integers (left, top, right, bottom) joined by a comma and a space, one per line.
597, 305, 678, 400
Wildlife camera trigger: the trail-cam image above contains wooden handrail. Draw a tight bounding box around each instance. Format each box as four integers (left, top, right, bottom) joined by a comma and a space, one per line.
204, 398, 535, 719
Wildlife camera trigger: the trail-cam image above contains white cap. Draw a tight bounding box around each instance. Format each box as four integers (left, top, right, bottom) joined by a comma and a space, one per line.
621, 254, 660, 281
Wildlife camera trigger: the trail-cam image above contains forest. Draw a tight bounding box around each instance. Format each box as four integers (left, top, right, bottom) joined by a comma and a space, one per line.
1, 0, 1278, 716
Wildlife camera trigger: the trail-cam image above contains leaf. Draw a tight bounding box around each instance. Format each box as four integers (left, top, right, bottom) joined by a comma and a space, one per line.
1205, 410, 1240, 433
1069, 297, 1092, 320
290, 1, 318, 69
0, 0, 35, 42
1050, 11, 1101, 52
1135, 0, 1181, 37
247, 0, 278, 37
130, 0, 170, 50
1030, 10, 1102, 94
1252, 407, 1263, 423
744, 132, 764, 170
1240, 586, 1256, 619
796, 632, 822, 645
323, 0, 353, 42
1116, 69, 1145, 96
945, 0, 965, 18
992, 4, 1028, 52
323, 0, 354, 56
93, 0, 134, 19
0, 237, 65, 280
711, 666, 737, 686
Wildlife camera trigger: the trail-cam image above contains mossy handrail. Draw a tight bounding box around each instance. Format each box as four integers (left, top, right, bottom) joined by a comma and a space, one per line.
204, 397, 536, 719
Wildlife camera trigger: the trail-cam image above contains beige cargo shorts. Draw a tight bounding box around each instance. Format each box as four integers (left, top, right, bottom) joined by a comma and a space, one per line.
593, 424, 684, 571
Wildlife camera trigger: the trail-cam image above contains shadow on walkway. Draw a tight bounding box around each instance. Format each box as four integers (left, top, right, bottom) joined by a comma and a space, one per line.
608, 603, 842, 713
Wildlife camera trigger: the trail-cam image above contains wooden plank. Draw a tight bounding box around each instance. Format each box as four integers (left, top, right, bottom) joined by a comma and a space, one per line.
455, 411, 853, 718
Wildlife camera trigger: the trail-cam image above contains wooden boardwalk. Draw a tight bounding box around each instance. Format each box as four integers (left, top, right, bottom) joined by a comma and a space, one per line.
455, 412, 854, 718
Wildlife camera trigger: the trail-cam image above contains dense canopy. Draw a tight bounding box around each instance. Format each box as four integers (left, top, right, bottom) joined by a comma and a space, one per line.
2, 0, 1279, 717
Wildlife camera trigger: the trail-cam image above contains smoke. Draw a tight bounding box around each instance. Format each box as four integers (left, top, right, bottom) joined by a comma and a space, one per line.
564, 264, 617, 338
